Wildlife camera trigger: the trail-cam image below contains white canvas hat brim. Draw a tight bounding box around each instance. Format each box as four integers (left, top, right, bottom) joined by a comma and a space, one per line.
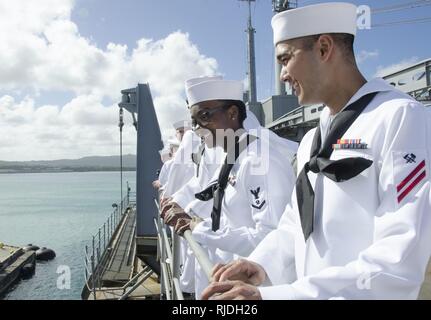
272, 2, 357, 45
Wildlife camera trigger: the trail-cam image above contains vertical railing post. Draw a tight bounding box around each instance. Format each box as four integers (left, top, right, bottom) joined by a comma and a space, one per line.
127, 181, 130, 205
172, 233, 181, 299
92, 236, 96, 266
98, 229, 101, 263
109, 217, 112, 241
113, 209, 116, 229
103, 223, 106, 250
111, 214, 115, 237
96, 247, 101, 288
160, 221, 166, 300
91, 236, 96, 299
91, 253, 96, 300
85, 244, 89, 282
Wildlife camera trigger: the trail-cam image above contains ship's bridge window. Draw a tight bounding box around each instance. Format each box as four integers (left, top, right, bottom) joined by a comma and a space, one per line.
390, 82, 396, 87
318, 106, 324, 111
413, 71, 426, 81
311, 108, 317, 114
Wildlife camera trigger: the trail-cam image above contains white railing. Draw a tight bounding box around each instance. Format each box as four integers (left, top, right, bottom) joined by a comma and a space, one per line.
154, 198, 213, 300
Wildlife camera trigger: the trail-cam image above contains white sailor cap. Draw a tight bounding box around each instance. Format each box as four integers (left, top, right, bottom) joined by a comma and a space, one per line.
185, 75, 223, 90
186, 79, 244, 107
173, 120, 192, 130
272, 2, 357, 45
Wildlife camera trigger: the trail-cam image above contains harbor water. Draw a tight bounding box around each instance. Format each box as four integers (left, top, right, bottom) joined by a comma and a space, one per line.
0, 171, 136, 300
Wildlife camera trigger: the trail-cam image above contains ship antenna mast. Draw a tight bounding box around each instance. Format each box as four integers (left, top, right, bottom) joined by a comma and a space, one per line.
239, 0, 257, 104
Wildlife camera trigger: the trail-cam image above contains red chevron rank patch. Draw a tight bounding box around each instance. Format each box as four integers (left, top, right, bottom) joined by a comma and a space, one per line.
396, 159, 427, 203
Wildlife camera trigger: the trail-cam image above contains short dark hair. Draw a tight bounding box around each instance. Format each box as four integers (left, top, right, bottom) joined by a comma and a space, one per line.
218, 100, 247, 125
301, 33, 355, 64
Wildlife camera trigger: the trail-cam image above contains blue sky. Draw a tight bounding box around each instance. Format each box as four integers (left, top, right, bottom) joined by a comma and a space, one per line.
71, 0, 431, 99
0, 0, 430, 160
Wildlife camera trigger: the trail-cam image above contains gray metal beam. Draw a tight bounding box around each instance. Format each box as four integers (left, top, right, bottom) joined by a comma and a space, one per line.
119, 84, 163, 239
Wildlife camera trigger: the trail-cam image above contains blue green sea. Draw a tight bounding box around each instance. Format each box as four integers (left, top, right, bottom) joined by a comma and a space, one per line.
0, 171, 136, 300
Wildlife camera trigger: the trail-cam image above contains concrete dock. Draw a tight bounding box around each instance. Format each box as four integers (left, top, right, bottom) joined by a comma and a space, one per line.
0, 244, 36, 297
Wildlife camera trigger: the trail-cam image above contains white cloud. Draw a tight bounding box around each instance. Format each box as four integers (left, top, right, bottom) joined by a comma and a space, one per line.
0, 0, 219, 160
356, 50, 379, 64
375, 57, 419, 78
0, 94, 135, 161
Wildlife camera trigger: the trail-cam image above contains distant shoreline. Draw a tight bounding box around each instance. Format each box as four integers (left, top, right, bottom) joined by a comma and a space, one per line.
0, 168, 137, 174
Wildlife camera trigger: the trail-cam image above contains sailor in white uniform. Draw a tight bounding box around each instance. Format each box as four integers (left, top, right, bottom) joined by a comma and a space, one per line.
168, 78, 296, 298
166, 76, 225, 213
160, 122, 198, 199
153, 148, 173, 191
170, 110, 262, 219
169, 109, 268, 298
202, 2, 431, 300
161, 76, 225, 294
157, 140, 179, 195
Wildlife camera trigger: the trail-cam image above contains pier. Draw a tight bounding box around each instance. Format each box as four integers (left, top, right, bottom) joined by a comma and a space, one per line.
0, 245, 35, 297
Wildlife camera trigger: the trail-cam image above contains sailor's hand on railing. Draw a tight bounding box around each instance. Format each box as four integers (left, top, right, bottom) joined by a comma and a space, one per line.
200, 280, 262, 300
211, 259, 266, 286
160, 196, 172, 207
175, 216, 203, 235
160, 198, 173, 218
163, 204, 191, 227
174, 217, 191, 235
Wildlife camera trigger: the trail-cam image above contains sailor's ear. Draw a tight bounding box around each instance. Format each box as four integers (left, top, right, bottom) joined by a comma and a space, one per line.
316, 34, 334, 62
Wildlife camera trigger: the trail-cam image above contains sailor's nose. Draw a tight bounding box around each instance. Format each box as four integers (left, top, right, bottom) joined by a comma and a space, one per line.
280, 67, 292, 84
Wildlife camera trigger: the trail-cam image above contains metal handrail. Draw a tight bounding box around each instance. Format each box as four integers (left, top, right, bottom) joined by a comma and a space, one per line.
183, 230, 213, 281
118, 267, 153, 300
153, 197, 214, 300
83, 191, 136, 297
173, 278, 184, 300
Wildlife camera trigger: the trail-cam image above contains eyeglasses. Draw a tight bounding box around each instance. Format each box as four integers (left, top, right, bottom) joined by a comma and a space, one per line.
191, 104, 230, 129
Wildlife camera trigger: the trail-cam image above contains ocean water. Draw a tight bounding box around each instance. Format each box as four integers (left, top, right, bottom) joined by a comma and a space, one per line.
0, 171, 136, 300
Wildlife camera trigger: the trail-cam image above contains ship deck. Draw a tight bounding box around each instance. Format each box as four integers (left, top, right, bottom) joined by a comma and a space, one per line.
100, 207, 137, 286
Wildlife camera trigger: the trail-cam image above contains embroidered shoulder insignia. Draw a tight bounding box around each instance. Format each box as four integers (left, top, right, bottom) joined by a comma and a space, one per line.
403, 153, 416, 164
250, 187, 260, 199
397, 159, 426, 203
251, 200, 266, 210
250, 187, 265, 209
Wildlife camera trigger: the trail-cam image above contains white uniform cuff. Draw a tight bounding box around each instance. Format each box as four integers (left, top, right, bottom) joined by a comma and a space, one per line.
171, 191, 191, 210
248, 247, 284, 286
191, 220, 212, 244
258, 284, 296, 300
